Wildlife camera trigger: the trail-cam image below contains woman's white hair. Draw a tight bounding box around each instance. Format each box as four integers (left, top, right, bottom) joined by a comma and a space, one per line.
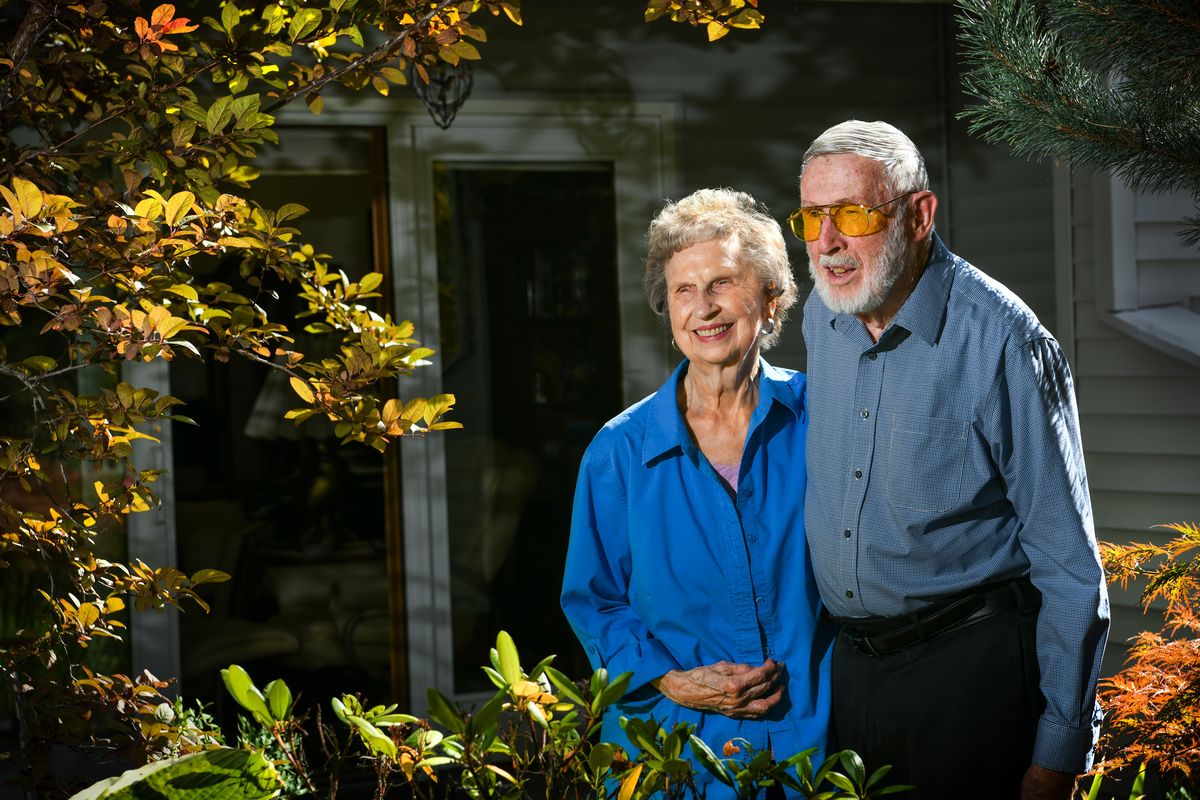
801, 120, 929, 197
643, 187, 796, 351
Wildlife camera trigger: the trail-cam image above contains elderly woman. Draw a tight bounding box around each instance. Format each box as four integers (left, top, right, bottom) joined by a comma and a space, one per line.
560, 188, 832, 797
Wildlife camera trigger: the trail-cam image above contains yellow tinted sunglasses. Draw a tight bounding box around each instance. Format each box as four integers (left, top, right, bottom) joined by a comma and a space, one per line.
788, 191, 916, 242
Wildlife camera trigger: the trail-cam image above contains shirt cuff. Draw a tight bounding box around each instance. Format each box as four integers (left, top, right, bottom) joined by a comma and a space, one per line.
587, 636, 681, 695
1032, 714, 1099, 774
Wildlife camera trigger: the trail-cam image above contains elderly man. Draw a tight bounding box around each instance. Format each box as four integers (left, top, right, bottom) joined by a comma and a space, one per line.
795, 120, 1108, 800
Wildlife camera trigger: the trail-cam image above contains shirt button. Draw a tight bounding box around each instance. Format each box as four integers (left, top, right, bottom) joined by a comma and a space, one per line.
845, 590, 854, 599
860, 409, 870, 419
743, 486, 754, 497
843, 529, 852, 539
854, 469, 863, 479
755, 596, 764, 605
747, 535, 757, 543
868, 352, 878, 361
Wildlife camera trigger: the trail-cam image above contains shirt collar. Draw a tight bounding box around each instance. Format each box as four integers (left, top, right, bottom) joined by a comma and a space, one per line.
641, 358, 798, 466
890, 232, 954, 346
821, 231, 955, 347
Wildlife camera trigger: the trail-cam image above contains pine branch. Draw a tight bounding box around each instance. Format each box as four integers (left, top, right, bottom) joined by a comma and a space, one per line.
956, 0, 1200, 244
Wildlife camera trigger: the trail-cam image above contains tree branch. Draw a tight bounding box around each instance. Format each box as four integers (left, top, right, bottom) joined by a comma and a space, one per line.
0, 0, 59, 115
263, 0, 457, 114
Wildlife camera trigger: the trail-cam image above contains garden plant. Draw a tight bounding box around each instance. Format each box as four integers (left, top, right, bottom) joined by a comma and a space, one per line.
69, 631, 908, 800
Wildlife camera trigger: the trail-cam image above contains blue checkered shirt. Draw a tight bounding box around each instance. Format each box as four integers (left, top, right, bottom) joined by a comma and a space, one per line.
802, 233, 1109, 774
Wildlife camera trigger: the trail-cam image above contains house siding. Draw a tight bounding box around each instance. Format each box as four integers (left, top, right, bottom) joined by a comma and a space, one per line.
1068, 170, 1200, 674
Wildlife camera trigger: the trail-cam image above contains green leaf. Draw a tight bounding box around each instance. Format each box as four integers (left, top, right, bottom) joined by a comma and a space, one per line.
542, 666, 586, 708
171, 120, 197, 149
527, 700, 550, 729
289, 7, 323, 42
275, 203, 308, 223
264, 679, 292, 720
16, 355, 57, 373
66, 748, 280, 800
595, 671, 632, 712
495, 630, 521, 685
688, 735, 734, 787
220, 2, 240, 33
220, 665, 273, 726
824, 771, 855, 792
588, 742, 615, 773
481, 665, 507, 690
331, 696, 350, 722
426, 687, 465, 734
189, 569, 231, 586
838, 749, 866, 787
864, 763, 893, 790
359, 272, 383, 292
469, 691, 505, 736
349, 715, 397, 758
206, 95, 233, 134
528, 653, 555, 680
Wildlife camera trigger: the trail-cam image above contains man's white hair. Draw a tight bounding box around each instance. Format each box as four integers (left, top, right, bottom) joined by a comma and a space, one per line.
801, 120, 929, 197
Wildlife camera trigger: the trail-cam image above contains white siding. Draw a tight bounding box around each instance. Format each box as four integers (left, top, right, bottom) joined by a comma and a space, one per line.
1068, 171, 1200, 675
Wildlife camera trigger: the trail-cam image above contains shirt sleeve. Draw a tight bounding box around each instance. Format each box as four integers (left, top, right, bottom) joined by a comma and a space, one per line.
560, 440, 682, 694
992, 336, 1110, 773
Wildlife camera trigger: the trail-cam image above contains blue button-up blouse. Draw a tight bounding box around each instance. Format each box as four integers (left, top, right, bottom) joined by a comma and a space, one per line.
561, 359, 833, 797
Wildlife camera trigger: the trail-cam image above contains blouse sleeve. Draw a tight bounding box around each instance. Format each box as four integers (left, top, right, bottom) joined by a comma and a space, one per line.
560, 440, 682, 693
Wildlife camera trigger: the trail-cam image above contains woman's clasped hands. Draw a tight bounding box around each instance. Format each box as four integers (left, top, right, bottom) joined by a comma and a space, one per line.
654, 659, 786, 719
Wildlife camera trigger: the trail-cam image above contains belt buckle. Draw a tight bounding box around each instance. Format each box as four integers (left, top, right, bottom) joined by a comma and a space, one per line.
846, 630, 882, 657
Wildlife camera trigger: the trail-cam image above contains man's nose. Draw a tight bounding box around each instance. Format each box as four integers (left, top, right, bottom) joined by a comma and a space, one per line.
812, 212, 845, 253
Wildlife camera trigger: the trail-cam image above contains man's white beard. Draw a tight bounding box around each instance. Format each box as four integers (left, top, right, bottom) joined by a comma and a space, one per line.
808, 214, 910, 316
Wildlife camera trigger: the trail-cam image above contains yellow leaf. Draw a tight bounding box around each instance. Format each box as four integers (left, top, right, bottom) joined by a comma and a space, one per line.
500, 2, 521, 25
12, 177, 43, 218
0, 184, 23, 225
164, 190, 195, 227
402, 397, 426, 423
289, 377, 315, 403
618, 764, 643, 800
485, 764, 519, 785
707, 20, 730, 41
77, 602, 100, 627
156, 316, 190, 340
134, 198, 162, 220
382, 398, 402, 424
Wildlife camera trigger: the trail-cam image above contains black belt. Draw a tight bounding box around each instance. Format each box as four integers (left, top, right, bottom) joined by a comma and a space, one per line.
833, 577, 1041, 657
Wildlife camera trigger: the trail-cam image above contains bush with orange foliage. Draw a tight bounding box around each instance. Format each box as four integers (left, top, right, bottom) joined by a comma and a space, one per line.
1098, 522, 1200, 784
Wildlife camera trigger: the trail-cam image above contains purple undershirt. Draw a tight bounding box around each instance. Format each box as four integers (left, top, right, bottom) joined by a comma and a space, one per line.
712, 461, 740, 494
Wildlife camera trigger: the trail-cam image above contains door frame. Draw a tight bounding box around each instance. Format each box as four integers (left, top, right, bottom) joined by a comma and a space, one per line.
262, 95, 678, 707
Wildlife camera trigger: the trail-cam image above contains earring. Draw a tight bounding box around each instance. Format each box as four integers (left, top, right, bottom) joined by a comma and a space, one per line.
671, 337, 679, 352
760, 317, 776, 336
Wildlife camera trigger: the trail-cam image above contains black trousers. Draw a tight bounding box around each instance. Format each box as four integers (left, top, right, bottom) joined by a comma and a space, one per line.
831, 606, 1043, 799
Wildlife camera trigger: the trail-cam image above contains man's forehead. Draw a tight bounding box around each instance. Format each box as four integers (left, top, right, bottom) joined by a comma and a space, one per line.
801, 154, 886, 201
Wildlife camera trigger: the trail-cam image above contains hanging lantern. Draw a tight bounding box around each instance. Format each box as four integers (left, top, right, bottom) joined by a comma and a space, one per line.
412, 61, 474, 129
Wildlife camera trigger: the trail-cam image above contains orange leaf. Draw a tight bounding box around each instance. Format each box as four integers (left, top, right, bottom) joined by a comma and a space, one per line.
161, 17, 198, 34
150, 4, 175, 27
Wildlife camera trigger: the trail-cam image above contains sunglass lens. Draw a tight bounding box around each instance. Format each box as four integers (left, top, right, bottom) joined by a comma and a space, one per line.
801, 209, 823, 241
834, 206, 871, 236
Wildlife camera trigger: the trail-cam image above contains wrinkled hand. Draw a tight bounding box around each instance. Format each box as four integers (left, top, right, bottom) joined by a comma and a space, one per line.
1020, 764, 1076, 800
653, 659, 785, 719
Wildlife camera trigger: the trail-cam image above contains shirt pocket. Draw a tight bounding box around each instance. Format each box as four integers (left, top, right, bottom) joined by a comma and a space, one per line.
886, 413, 969, 512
